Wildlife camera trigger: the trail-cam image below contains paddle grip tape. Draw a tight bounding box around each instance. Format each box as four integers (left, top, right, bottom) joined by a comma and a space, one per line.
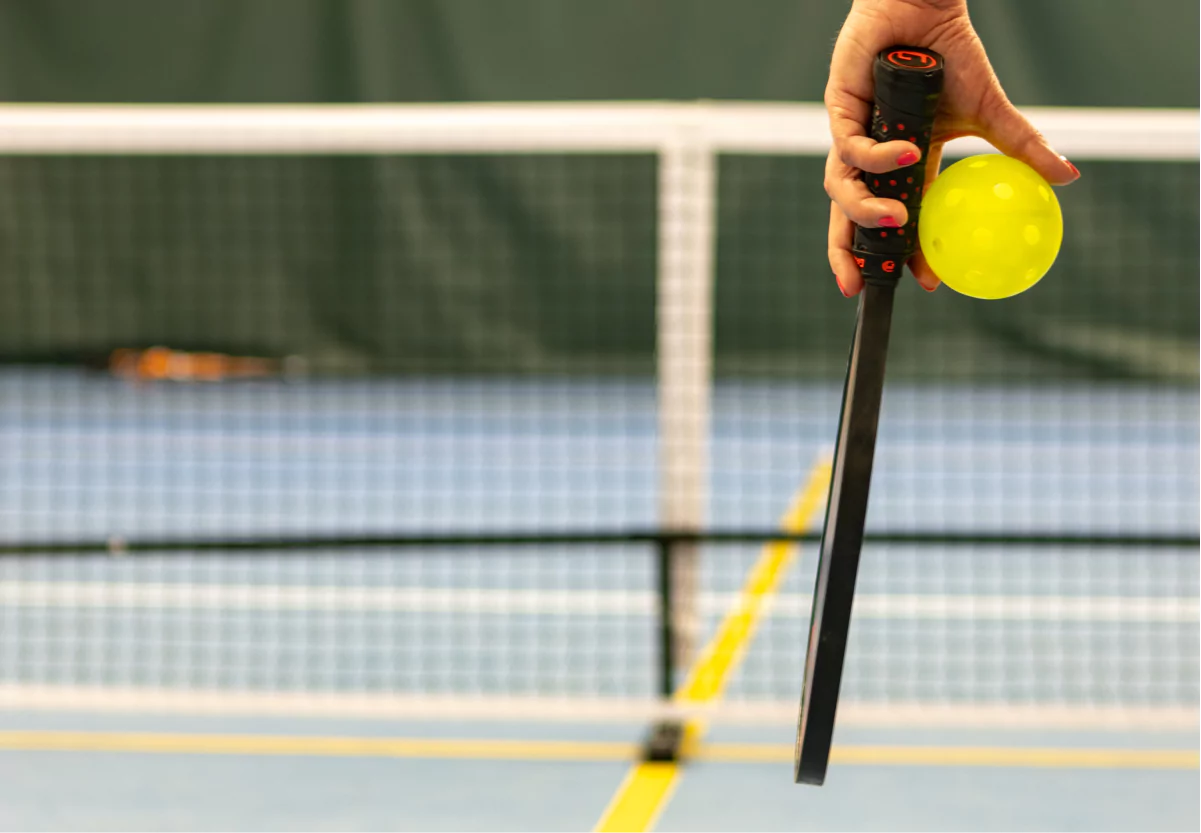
851, 47, 945, 285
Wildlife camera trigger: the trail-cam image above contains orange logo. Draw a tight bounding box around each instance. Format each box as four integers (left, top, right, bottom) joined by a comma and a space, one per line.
854, 257, 865, 268
882, 260, 896, 273
886, 50, 936, 69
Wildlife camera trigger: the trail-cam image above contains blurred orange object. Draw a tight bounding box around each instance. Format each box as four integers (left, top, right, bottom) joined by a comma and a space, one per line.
109, 347, 281, 382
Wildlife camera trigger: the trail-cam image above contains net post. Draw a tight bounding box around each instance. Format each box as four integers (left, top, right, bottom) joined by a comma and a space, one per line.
655, 534, 677, 699
657, 112, 716, 669
643, 532, 685, 763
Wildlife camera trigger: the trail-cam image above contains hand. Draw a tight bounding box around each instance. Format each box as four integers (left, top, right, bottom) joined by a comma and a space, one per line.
824, 0, 1080, 297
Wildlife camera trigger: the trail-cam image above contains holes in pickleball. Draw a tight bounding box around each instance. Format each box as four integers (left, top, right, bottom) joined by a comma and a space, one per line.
993, 182, 1014, 200
969, 159, 989, 168
1025, 267, 1039, 281
972, 228, 994, 251
931, 237, 944, 254
964, 269, 983, 283
1023, 225, 1041, 245
945, 189, 964, 208
1038, 185, 1051, 202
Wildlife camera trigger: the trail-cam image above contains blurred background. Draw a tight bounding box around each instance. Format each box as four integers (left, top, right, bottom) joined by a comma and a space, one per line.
0, 1, 1196, 830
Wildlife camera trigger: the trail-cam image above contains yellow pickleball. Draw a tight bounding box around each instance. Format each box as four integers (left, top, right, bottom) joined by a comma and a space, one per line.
918, 154, 1063, 299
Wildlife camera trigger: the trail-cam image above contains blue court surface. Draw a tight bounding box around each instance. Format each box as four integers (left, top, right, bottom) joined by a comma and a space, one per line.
0, 372, 1197, 830
0, 714, 1195, 831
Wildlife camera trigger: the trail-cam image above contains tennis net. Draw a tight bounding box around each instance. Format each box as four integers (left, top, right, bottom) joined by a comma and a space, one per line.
0, 103, 1196, 725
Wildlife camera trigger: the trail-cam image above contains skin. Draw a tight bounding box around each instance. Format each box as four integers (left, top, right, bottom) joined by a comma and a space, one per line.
824, 0, 1081, 296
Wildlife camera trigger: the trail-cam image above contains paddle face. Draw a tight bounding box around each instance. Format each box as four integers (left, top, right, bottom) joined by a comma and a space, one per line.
794, 46, 944, 786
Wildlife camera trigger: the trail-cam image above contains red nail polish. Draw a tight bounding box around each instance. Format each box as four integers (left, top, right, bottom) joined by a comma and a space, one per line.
921, 281, 939, 293
879, 216, 900, 228
835, 276, 851, 297
1061, 156, 1080, 179
897, 151, 919, 166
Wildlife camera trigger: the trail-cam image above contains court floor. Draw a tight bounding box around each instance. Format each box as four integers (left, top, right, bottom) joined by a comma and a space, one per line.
0, 373, 1196, 829
0, 711, 1195, 831
3, 373, 1195, 540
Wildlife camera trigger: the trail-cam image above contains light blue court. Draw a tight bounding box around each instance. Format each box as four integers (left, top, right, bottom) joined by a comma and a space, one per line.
0, 714, 1195, 831
1, 371, 1195, 538
0, 370, 1196, 829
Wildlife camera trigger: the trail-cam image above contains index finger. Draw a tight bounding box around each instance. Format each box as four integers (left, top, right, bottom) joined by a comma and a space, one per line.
824, 33, 876, 145
826, 41, 924, 175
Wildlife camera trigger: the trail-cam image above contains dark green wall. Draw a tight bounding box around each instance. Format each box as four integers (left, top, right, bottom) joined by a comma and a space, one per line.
0, 153, 1194, 382
0, 1, 1195, 383
0, 0, 1196, 106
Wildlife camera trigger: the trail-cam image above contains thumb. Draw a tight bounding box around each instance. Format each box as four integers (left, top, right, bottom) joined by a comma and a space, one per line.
982, 98, 1080, 186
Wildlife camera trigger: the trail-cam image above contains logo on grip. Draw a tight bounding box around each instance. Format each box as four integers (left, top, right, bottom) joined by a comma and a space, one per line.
886, 50, 936, 69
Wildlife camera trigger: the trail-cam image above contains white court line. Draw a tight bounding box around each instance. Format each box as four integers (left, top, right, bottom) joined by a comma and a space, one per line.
0, 582, 656, 615
766, 593, 1200, 623
0, 686, 1194, 730
0, 582, 1195, 623
4, 430, 1196, 449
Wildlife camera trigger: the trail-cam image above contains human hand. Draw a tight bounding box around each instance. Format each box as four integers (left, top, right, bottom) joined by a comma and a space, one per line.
824, 0, 1080, 296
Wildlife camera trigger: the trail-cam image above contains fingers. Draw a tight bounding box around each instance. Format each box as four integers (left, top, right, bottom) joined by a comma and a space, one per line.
837, 135, 924, 175
824, 36, 929, 300
823, 36, 875, 159
908, 145, 943, 293
907, 249, 941, 293
828, 202, 861, 298
907, 145, 946, 294
824, 147, 910, 228
921, 143, 944, 192
827, 91, 924, 174
828, 202, 940, 297
825, 57, 925, 175
826, 142, 922, 298
981, 96, 1081, 186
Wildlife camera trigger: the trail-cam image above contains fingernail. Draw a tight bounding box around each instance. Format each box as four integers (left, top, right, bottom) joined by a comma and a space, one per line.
921, 280, 939, 293
896, 151, 919, 167
878, 216, 900, 228
1060, 155, 1080, 180
835, 275, 852, 297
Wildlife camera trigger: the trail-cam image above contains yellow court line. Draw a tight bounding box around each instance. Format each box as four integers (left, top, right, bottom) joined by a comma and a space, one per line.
594, 457, 832, 833
593, 763, 679, 833
0, 731, 1193, 772
0, 731, 636, 761
698, 743, 1200, 770
676, 456, 831, 713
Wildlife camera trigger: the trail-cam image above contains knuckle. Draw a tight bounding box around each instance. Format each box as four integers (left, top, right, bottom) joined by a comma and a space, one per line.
1014, 130, 1046, 158
836, 139, 858, 168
